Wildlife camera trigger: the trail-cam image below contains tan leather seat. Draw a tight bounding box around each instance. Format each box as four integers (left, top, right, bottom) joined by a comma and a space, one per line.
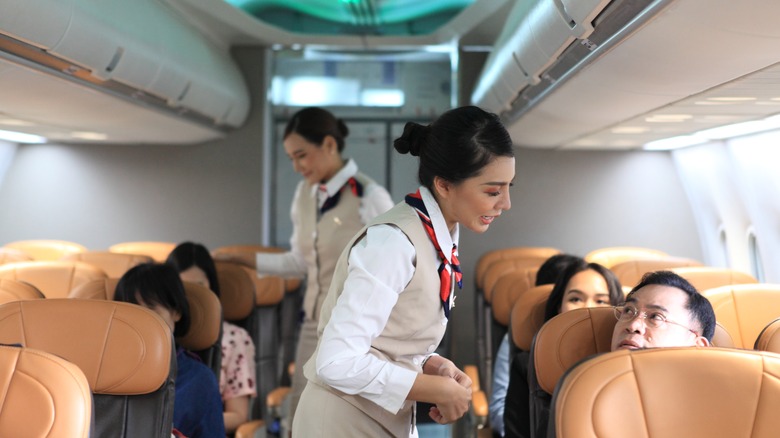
61, 251, 153, 278
213, 244, 302, 293
584, 246, 668, 268
0, 299, 175, 438
702, 283, 780, 348
510, 284, 554, 352
0, 278, 45, 304
0, 247, 33, 265
3, 239, 87, 261
755, 318, 780, 352
0, 344, 92, 438
492, 267, 539, 328
671, 266, 758, 291
550, 348, 780, 438
610, 257, 703, 288
475, 247, 560, 294
0, 261, 107, 298
108, 241, 176, 262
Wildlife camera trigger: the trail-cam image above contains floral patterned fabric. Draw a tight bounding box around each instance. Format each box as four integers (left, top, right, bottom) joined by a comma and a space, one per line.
220, 321, 257, 401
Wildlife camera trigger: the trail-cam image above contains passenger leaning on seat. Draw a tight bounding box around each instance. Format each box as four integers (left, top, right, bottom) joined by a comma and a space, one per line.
114, 263, 225, 438
504, 260, 623, 438
167, 242, 257, 434
612, 270, 715, 351
293, 105, 515, 437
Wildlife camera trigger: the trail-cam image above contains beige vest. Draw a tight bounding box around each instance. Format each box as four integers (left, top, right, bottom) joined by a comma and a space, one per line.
305, 201, 450, 437
298, 172, 375, 322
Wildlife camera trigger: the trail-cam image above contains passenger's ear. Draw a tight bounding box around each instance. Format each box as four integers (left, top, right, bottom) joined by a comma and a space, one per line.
695, 336, 710, 347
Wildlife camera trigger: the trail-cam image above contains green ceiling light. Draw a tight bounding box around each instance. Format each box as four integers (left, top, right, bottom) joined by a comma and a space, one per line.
224, 0, 475, 36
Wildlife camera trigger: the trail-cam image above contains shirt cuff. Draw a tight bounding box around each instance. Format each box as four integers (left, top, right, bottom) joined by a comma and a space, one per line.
372, 365, 418, 414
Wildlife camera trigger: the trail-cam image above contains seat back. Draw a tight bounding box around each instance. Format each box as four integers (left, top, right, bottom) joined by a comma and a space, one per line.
215, 261, 256, 322
702, 283, 780, 348
108, 241, 176, 263
670, 266, 758, 292
550, 348, 780, 438
0, 299, 175, 438
61, 251, 153, 278
475, 247, 560, 292
0, 344, 92, 438
755, 318, 780, 352
0, 278, 45, 304
492, 267, 539, 328
584, 246, 668, 269
3, 239, 87, 261
610, 257, 703, 288
213, 245, 302, 293
0, 261, 107, 298
510, 284, 554, 352
0, 247, 33, 265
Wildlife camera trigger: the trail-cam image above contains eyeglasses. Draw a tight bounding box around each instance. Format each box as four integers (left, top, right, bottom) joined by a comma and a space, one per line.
613, 305, 699, 336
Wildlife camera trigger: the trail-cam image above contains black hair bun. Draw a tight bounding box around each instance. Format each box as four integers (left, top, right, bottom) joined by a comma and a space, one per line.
393, 122, 428, 156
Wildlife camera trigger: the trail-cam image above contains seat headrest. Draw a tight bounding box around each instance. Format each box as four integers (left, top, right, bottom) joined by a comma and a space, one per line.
610, 257, 702, 288
475, 247, 560, 289
68, 278, 120, 300
712, 322, 735, 348
552, 348, 780, 438
0, 345, 92, 438
216, 261, 255, 321
510, 284, 554, 351
0, 278, 45, 304
177, 282, 222, 351
108, 241, 176, 263
483, 257, 557, 302
702, 283, 780, 348
0, 248, 33, 264
213, 245, 301, 293
3, 240, 87, 261
0, 299, 171, 394
0, 261, 107, 298
533, 307, 616, 394
755, 318, 780, 352
671, 266, 757, 292
491, 267, 538, 327
583, 246, 668, 269
61, 251, 153, 278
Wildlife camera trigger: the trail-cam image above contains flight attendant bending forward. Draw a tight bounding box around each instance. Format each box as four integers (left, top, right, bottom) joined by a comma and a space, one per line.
293, 105, 516, 437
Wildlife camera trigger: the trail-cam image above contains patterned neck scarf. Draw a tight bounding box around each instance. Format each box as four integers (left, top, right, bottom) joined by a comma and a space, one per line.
320, 177, 363, 215
405, 189, 462, 318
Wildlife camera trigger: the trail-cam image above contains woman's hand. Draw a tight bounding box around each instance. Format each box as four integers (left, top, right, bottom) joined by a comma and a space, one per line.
419, 356, 472, 423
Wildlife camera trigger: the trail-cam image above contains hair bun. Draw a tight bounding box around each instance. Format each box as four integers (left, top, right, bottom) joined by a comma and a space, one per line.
394, 122, 428, 156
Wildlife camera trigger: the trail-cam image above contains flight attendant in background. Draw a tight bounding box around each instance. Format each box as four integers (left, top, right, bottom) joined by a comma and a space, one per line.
217, 107, 394, 432
293, 105, 516, 437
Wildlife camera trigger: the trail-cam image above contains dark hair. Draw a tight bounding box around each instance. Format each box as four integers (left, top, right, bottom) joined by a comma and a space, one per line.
544, 261, 624, 321
535, 254, 585, 286
626, 270, 716, 341
166, 241, 220, 296
284, 107, 349, 152
115, 263, 191, 338
393, 106, 514, 190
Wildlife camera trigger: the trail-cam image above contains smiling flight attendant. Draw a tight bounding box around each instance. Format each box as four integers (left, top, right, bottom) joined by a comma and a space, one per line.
292, 105, 516, 437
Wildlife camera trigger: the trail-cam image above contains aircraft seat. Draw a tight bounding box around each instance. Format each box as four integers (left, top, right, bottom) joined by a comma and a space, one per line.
108, 241, 176, 263
755, 318, 780, 352
671, 266, 757, 292
510, 284, 554, 352
0, 261, 107, 298
0, 247, 33, 265
583, 246, 668, 269
549, 347, 780, 438
0, 299, 175, 438
0, 344, 93, 438
2, 239, 87, 261
702, 283, 780, 348
0, 278, 45, 304
610, 257, 703, 288
492, 267, 539, 328
61, 251, 153, 278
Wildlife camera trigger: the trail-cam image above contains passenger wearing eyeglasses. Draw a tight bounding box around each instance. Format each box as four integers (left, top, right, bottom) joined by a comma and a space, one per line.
612, 270, 715, 351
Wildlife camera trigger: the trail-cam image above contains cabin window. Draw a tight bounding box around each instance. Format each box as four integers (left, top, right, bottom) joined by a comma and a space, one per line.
717, 226, 729, 267
747, 229, 765, 282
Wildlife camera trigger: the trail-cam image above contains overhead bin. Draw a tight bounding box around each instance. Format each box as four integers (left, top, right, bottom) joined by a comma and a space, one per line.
0, 0, 250, 139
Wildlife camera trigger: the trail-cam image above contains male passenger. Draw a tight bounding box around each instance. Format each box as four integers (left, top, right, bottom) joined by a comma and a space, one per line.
612, 270, 715, 351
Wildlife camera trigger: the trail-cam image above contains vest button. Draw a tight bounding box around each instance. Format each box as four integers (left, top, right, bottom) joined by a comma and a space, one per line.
427, 344, 436, 353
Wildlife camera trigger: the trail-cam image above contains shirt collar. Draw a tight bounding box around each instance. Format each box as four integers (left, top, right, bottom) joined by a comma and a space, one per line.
419, 186, 459, 262
310, 158, 357, 198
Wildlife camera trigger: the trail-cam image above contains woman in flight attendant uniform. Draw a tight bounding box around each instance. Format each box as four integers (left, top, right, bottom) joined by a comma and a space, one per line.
293, 105, 516, 437
216, 106, 394, 428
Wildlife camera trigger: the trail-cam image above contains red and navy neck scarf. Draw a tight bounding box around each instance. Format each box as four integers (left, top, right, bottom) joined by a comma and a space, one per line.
320, 177, 363, 215
405, 190, 462, 319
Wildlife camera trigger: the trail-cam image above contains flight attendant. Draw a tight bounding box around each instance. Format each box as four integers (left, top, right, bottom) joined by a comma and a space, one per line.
217, 106, 394, 428
293, 105, 516, 437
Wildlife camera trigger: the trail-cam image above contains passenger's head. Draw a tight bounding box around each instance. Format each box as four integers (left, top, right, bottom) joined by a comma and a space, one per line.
166, 241, 220, 296
544, 260, 623, 321
115, 263, 190, 338
535, 254, 585, 286
393, 105, 515, 232
283, 107, 349, 184
611, 270, 715, 351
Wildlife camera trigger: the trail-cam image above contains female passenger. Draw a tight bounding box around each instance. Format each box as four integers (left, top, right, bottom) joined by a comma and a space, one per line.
166, 241, 257, 434
114, 263, 225, 438
293, 105, 516, 437
216, 106, 394, 428
503, 260, 623, 438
